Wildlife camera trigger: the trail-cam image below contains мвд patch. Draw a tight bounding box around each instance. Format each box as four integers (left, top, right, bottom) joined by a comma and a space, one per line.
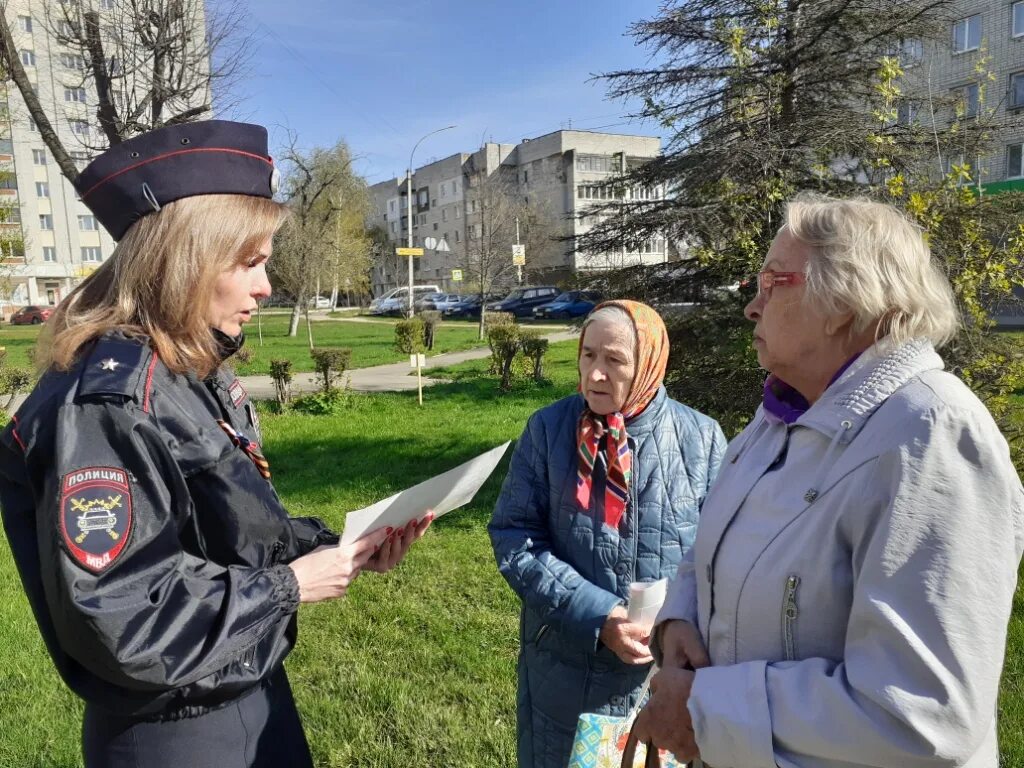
60, 467, 133, 573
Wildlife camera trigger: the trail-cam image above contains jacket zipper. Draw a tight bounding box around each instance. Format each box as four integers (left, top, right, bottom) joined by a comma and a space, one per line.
782, 574, 801, 661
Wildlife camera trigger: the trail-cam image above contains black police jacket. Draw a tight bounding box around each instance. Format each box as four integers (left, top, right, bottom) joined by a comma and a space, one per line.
0, 332, 338, 720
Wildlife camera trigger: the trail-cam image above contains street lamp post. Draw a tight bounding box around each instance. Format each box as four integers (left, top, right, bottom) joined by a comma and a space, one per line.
406, 125, 456, 317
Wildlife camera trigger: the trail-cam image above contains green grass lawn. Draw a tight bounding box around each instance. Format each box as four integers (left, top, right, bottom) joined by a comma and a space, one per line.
0, 341, 1022, 766
0, 324, 42, 369
0, 316, 492, 377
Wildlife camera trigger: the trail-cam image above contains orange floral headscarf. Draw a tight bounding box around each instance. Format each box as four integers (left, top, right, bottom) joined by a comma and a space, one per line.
575, 300, 670, 527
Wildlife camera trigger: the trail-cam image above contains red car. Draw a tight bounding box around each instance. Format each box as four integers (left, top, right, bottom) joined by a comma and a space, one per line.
9, 305, 54, 325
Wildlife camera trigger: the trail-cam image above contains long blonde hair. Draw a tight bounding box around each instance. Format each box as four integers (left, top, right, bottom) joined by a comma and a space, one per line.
39, 194, 287, 377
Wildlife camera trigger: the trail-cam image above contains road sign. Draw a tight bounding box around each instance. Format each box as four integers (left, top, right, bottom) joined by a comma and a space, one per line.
451, 269, 463, 282
512, 244, 526, 266
396, 247, 424, 257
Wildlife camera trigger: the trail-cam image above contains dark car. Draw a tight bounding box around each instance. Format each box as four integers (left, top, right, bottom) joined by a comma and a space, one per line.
533, 290, 602, 320
486, 286, 560, 318
9, 305, 54, 325
444, 293, 502, 319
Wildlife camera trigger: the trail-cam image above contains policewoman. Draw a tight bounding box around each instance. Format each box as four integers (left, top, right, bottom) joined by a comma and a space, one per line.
0, 121, 430, 768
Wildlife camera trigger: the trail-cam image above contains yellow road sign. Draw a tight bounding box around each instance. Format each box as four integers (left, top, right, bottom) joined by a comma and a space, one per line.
396, 247, 424, 257
451, 269, 463, 282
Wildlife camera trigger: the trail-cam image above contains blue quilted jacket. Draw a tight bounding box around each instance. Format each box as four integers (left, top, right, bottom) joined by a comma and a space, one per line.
489, 386, 726, 768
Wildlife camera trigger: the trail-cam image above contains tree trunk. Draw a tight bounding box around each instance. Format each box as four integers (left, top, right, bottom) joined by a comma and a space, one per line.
0, 18, 78, 182
256, 303, 263, 345
288, 304, 301, 337
305, 308, 314, 350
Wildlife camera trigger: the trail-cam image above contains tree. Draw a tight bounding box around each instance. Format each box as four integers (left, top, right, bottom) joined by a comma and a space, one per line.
0, 0, 253, 183
582, 1, 1024, 454
269, 139, 369, 341
462, 167, 559, 338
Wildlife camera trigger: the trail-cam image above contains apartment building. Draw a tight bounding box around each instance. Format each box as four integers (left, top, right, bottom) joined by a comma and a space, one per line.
368, 130, 666, 295
0, 0, 208, 314
902, 0, 1024, 188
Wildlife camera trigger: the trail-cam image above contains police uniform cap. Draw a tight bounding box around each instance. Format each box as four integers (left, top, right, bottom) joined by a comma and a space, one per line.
74, 120, 278, 241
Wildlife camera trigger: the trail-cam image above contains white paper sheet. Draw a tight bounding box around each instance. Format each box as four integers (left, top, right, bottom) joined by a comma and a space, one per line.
340, 441, 511, 544
627, 578, 668, 631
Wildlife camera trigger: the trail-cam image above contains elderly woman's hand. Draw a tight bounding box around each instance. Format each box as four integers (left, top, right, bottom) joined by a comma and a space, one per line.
658, 619, 710, 670
599, 605, 654, 665
363, 513, 433, 573
633, 667, 700, 762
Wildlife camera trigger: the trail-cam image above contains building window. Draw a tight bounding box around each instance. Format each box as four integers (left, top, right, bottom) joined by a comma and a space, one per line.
1008, 143, 1024, 178
81, 246, 102, 262
18, 16, 32, 33
64, 87, 87, 103
60, 53, 85, 70
20, 49, 35, 66
454, 207, 460, 219
954, 83, 980, 117
79, 215, 98, 231
27, 118, 37, 132
39, 214, 53, 230
390, 221, 397, 234
1015, 2, 1024, 37
100, 0, 115, 9
70, 120, 90, 136
1012, 72, 1024, 109
442, 208, 447, 222
389, 200, 396, 213
454, 230, 460, 243
32, 149, 46, 165
42, 246, 57, 262
952, 14, 982, 53
36, 182, 49, 198
57, 20, 75, 38
576, 154, 623, 173
70, 151, 90, 167
899, 39, 923, 66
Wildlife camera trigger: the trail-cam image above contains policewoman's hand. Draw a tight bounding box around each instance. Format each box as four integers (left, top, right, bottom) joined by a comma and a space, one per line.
288, 528, 390, 603
364, 512, 433, 574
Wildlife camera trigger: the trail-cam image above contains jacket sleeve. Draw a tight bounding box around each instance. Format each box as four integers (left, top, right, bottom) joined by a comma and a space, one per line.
41, 400, 301, 696
649, 544, 699, 665
488, 412, 622, 651
285, 516, 339, 560
703, 421, 728, 498
687, 407, 1024, 768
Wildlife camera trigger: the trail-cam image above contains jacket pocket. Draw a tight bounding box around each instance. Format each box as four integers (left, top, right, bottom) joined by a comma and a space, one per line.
782, 574, 801, 661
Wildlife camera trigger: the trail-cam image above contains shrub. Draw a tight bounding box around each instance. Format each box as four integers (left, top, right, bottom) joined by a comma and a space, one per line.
420, 311, 442, 351
310, 348, 352, 394
1, 367, 33, 410
292, 387, 351, 415
394, 318, 426, 355
520, 331, 550, 382
230, 346, 253, 365
269, 359, 293, 406
486, 324, 522, 391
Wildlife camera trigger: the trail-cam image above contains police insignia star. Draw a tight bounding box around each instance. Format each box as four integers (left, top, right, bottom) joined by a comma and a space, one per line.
60, 467, 133, 572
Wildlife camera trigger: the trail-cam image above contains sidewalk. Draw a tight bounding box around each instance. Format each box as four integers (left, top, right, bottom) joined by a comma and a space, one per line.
4, 329, 579, 412
240, 329, 578, 397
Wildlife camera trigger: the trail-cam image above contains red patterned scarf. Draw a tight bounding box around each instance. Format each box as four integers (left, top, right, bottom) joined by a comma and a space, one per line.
575, 300, 669, 528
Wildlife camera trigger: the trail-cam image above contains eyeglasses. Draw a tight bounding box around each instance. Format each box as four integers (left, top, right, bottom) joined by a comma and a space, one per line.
756, 270, 806, 298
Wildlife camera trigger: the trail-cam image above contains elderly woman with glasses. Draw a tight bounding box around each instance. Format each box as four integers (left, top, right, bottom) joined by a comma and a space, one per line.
489, 299, 727, 768
635, 195, 1024, 768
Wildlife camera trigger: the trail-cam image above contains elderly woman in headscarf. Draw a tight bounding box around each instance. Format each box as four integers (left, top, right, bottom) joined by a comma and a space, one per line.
636, 195, 1024, 768
489, 299, 727, 768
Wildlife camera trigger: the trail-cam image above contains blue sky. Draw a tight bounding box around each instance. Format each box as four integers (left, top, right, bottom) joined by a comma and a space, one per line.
226, 0, 666, 185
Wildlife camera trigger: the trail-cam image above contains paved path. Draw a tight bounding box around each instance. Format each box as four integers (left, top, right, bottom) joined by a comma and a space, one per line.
3, 329, 579, 412
240, 329, 578, 398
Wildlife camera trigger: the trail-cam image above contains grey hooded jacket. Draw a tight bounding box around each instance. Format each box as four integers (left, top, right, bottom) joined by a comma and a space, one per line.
655, 338, 1024, 768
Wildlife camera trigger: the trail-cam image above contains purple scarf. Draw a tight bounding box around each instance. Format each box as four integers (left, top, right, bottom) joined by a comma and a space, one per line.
763, 354, 862, 424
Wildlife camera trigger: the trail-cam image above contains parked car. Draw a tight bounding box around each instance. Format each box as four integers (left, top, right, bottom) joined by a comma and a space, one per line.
308, 295, 332, 309
444, 293, 502, 319
9, 305, 54, 325
486, 286, 560, 318
417, 293, 462, 313
369, 285, 441, 316
532, 290, 602, 320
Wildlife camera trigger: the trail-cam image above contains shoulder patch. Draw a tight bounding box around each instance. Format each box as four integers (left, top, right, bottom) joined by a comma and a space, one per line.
60, 467, 133, 572
77, 336, 151, 402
